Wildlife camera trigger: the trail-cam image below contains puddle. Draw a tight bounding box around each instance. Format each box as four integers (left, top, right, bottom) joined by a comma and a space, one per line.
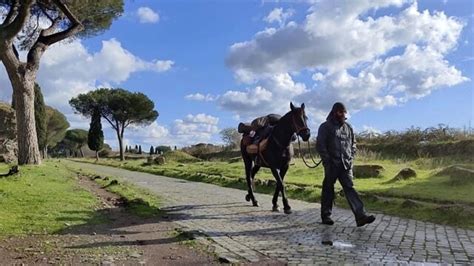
321, 240, 355, 249
333, 241, 355, 248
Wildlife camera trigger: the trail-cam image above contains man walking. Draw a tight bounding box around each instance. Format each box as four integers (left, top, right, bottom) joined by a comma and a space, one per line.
316, 102, 375, 227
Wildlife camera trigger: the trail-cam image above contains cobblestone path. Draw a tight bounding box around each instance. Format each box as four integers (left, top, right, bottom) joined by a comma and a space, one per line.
71, 162, 474, 264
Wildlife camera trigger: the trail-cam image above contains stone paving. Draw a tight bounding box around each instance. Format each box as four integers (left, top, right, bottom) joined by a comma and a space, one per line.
71, 162, 474, 264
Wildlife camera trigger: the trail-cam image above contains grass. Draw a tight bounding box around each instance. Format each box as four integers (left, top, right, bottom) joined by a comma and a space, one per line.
73, 152, 474, 229
0, 161, 105, 237
64, 163, 162, 218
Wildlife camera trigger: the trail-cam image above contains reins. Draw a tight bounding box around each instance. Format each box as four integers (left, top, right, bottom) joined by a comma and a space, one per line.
292, 112, 322, 169
296, 136, 322, 169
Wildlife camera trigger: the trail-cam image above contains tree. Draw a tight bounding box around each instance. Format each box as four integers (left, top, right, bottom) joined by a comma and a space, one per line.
0, 0, 123, 165
42, 106, 69, 158
220, 128, 241, 150
125, 146, 129, 153
70, 88, 159, 161
34, 83, 47, 157
149, 145, 154, 155
155, 145, 171, 154
135, 144, 138, 151
64, 129, 88, 157
138, 145, 142, 154
87, 109, 103, 160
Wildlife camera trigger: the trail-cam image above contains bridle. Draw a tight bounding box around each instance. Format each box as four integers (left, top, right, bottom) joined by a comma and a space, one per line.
292, 109, 322, 169
291, 110, 309, 135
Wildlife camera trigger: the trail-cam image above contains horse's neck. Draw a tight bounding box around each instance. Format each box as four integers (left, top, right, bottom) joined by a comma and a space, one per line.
272, 114, 294, 148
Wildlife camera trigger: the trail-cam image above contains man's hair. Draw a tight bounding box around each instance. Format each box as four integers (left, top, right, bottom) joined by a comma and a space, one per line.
332, 102, 346, 112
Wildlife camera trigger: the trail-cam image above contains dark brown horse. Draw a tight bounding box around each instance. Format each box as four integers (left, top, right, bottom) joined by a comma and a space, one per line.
240, 102, 310, 214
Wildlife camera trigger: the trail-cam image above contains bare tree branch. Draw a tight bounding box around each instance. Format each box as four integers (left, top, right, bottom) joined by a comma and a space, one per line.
39, 0, 83, 46
103, 115, 118, 131
0, 0, 35, 41
1, 0, 19, 27
12, 43, 19, 60
37, 1, 55, 23
26, 0, 84, 70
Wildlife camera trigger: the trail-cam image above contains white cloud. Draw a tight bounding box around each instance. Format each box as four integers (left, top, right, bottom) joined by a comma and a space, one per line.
264, 8, 295, 27
171, 114, 220, 145
105, 113, 221, 150
137, 7, 160, 24
154, 60, 174, 72
220, 0, 467, 125
362, 125, 382, 135
218, 73, 307, 117
0, 38, 173, 111
0, 38, 174, 150
312, 72, 325, 81
227, 1, 464, 75
127, 122, 170, 146
185, 93, 216, 101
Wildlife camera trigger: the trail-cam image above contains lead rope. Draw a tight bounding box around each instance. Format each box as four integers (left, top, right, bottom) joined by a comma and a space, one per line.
296, 136, 322, 169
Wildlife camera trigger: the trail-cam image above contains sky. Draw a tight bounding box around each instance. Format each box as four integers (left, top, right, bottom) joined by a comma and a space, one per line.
0, 0, 473, 149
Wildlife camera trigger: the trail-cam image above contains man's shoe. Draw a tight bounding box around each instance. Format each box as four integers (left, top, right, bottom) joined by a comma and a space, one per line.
356, 215, 376, 227
321, 217, 334, 225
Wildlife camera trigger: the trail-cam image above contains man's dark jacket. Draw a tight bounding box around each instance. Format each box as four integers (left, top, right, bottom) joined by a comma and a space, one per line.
316, 113, 356, 170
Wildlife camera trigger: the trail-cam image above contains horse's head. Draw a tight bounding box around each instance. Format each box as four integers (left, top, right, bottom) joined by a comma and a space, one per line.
290, 102, 310, 141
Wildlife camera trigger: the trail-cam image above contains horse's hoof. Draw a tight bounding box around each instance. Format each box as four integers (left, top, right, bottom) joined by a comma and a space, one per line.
272, 205, 280, 212
252, 201, 259, 207
284, 207, 292, 214
245, 194, 251, 202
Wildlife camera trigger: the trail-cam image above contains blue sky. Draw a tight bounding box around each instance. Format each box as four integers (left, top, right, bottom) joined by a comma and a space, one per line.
1, 0, 473, 148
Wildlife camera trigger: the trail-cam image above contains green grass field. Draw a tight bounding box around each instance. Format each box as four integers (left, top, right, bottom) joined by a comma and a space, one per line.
73, 151, 474, 229
0, 161, 104, 236
0, 160, 162, 237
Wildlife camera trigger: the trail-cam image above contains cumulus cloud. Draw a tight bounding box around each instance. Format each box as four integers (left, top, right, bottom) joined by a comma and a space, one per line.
105, 113, 220, 150
137, 7, 160, 24
185, 93, 216, 101
0, 38, 174, 150
0, 38, 173, 111
218, 73, 307, 117
264, 7, 295, 27
218, 0, 467, 125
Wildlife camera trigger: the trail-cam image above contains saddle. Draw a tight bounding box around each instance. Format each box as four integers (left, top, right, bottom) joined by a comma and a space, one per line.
245, 138, 269, 154
239, 114, 280, 156
238, 114, 281, 134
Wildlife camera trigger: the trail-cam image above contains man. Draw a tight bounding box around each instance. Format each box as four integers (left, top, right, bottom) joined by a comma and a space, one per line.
316, 102, 375, 227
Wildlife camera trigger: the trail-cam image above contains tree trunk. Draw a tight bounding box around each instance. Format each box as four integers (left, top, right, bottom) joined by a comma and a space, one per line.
43, 146, 48, 159
80, 147, 84, 158
12, 79, 42, 165
95, 150, 99, 161
116, 130, 124, 161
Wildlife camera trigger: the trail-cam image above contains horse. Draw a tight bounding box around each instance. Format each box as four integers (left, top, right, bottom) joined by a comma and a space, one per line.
240, 102, 311, 214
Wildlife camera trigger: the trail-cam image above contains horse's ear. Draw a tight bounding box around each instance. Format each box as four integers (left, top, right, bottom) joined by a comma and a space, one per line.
301, 103, 305, 109
290, 102, 295, 111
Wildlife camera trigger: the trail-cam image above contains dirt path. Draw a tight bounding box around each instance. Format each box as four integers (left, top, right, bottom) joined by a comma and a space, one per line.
0, 174, 218, 265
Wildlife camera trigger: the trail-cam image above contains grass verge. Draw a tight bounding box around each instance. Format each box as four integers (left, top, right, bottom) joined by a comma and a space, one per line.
0, 161, 104, 237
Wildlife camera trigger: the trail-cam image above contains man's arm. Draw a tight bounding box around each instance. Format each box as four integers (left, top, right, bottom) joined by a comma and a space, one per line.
350, 125, 357, 158
316, 123, 331, 164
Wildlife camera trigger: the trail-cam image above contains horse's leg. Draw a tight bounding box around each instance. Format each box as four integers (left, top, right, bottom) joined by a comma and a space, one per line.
250, 165, 260, 206
243, 154, 258, 207
270, 168, 286, 213
279, 164, 291, 214
272, 183, 280, 212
